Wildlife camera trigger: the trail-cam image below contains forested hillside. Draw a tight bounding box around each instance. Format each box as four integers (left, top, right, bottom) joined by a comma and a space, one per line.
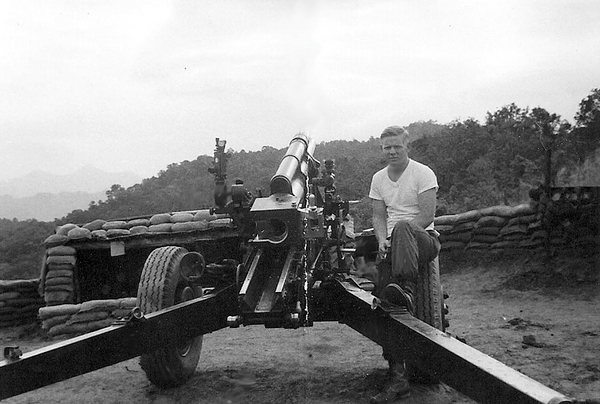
1, 89, 598, 279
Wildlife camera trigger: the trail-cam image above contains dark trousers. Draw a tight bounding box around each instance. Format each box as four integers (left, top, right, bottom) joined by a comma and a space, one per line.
378, 221, 440, 364
378, 221, 440, 290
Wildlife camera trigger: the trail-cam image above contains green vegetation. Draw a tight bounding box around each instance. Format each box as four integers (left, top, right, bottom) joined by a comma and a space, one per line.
1, 89, 599, 280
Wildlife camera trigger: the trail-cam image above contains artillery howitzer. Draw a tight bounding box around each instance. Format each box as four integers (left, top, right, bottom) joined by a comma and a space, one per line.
0, 134, 572, 403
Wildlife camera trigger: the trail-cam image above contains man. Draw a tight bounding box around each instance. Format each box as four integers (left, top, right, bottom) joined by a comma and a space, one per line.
369, 125, 440, 403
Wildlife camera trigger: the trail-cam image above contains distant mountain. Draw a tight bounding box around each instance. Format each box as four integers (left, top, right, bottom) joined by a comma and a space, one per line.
0, 166, 142, 198
0, 192, 107, 221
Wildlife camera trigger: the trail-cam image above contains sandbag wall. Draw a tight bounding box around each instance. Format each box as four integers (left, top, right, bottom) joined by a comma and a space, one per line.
39, 209, 231, 307
0, 279, 45, 327
435, 203, 541, 251
435, 187, 599, 252
38, 297, 137, 336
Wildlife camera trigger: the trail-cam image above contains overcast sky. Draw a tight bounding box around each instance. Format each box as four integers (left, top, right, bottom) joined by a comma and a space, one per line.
1, 0, 598, 182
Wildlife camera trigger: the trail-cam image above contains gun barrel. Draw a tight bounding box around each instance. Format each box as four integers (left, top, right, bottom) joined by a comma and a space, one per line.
270, 133, 314, 197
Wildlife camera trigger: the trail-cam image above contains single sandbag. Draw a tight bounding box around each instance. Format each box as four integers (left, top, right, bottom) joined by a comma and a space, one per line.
66, 310, 110, 325
44, 284, 75, 293
491, 241, 519, 249
0, 279, 38, 290
149, 223, 173, 233
502, 233, 528, 241
507, 214, 538, 226
0, 292, 20, 301
91, 229, 108, 239
434, 224, 453, 233
466, 242, 491, 250
440, 241, 466, 251
119, 297, 137, 308
80, 299, 121, 313
439, 232, 471, 243
127, 219, 150, 228
86, 318, 114, 332
68, 227, 92, 240
106, 228, 131, 237
47, 264, 75, 273
111, 308, 133, 318
39, 304, 82, 320
46, 269, 74, 279
47, 246, 77, 256
46, 255, 77, 266
499, 224, 528, 238
511, 203, 536, 217
454, 210, 482, 224
129, 225, 149, 234
44, 234, 69, 248
48, 322, 88, 336
193, 209, 217, 222
479, 205, 516, 218
450, 221, 476, 234
172, 221, 208, 232
149, 213, 172, 225
471, 234, 500, 244
56, 223, 78, 236
476, 216, 507, 228
44, 277, 73, 287
82, 219, 107, 231
434, 215, 456, 226
171, 213, 194, 223
102, 221, 129, 230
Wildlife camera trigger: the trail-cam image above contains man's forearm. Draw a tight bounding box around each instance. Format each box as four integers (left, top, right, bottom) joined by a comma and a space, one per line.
373, 214, 388, 243
409, 213, 433, 230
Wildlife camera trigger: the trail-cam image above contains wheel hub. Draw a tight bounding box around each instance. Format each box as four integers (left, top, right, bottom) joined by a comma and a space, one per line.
175, 285, 196, 357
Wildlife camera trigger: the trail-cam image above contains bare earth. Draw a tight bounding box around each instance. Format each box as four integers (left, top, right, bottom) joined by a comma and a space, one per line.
1, 250, 598, 404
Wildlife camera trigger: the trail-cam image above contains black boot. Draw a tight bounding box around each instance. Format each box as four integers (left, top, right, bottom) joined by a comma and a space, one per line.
382, 280, 415, 315
370, 361, 411, 403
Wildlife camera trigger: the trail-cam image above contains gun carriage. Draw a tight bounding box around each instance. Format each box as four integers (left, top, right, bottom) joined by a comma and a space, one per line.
0, 134, 572, 404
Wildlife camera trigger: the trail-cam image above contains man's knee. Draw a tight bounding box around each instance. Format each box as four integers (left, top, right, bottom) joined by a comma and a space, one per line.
391, 221, 418, 239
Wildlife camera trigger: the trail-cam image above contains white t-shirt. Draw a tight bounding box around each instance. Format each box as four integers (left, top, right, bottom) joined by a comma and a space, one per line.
369, 159, 438, 236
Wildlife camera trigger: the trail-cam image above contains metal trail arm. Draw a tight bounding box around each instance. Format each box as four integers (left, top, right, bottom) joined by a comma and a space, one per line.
0, 284, 237, 401
323, 278, 572, 404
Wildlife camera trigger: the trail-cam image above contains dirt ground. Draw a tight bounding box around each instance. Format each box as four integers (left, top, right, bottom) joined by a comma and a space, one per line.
1, 250, 598, 404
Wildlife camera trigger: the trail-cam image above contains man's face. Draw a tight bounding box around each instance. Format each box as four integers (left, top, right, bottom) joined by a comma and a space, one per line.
381, 135, 409, 168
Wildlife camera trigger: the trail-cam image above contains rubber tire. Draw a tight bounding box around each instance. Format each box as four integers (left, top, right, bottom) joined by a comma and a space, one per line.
137, 246, 203, 388
408, 256, 445, 383
414, 256, 445, 331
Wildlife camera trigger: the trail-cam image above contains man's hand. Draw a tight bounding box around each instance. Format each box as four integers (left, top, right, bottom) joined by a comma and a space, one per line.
378, 239, 391, 260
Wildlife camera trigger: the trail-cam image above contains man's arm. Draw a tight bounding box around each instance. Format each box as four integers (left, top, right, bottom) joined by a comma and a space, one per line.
372, 198, 390, 258
410, 188, 437, 229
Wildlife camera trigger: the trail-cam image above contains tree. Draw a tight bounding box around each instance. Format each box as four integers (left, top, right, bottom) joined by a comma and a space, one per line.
571, 88, 600, 164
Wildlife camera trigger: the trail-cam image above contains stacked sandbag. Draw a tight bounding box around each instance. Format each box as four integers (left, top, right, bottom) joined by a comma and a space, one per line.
0, 279, 45, 327
78, 209, 230, 240
539, 187, 600, 251
44, 223, 91, 248
485, 204, 536, 249
435, 203, 539, 251
436, 210, 480, 251
42, 246, 77, 306
38, 297, 137, 337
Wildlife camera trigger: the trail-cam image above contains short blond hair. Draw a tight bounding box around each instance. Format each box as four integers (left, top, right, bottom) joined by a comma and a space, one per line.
380, 126, 409, 145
